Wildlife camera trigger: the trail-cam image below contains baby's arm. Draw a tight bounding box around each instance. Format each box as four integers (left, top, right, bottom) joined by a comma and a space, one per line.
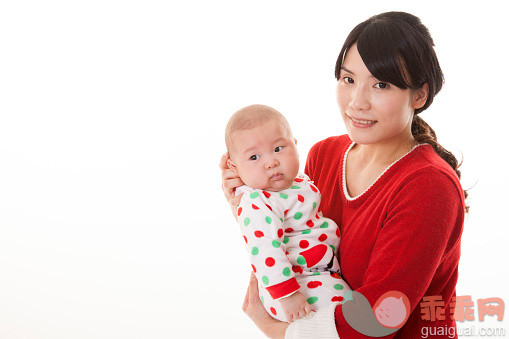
279, 291, 312, 322
237, 191, 311, 321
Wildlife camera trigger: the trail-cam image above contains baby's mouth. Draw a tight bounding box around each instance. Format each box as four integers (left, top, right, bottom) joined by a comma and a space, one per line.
270, 173, 284, 181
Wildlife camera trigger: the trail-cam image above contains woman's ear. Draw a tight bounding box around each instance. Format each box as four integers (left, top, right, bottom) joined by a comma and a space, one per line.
411, 83, 429, 110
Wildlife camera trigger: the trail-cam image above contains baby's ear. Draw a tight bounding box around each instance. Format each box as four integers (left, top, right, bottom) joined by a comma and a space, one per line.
227, 157, 238, 173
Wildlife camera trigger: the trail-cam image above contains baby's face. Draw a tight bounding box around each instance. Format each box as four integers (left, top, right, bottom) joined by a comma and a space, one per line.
229, 118, 299, 191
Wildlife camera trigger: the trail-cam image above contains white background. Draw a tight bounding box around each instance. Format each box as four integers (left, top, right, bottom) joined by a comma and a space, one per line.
1, 1, 508, 338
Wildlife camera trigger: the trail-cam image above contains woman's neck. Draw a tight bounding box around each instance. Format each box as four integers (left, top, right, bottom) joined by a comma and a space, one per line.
351, 133, 418, 168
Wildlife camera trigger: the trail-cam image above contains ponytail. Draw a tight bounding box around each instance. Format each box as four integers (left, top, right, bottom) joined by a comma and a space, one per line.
411, 115, 469, 213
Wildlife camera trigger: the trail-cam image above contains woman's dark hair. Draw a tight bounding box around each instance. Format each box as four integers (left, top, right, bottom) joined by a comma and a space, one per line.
335, 11, 469, 212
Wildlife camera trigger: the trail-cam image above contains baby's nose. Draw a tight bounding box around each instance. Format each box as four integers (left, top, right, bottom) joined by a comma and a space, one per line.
265, 158, 280, 169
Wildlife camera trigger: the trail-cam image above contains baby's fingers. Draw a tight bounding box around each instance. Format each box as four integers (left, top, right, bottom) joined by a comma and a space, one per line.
304, 303, 312, 315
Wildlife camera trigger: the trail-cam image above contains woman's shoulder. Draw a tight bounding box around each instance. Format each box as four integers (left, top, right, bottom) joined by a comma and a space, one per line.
399, 144, 464, 201
308, 134, 352, 158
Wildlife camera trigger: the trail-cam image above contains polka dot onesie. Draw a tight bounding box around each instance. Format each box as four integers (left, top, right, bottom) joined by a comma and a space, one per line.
236, 173, 350, 322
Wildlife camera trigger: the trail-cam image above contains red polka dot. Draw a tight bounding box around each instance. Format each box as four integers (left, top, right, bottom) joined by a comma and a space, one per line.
306, 220, 314, 228
295, 178, 304, 183
251, 264, 257, 273
284, 209, 289, 215
298, 195, 304, 202
254, 230, 264, 238
243, 236, 248, 243
265, 204, 273, 211
263, 191, 271, 198
265, 257, 275, 267
292, 266, 303, 274
277, 229, 284, 238
331, 296, 344, 302
310, 185, 318, 192
237, 207, 242, 216
315, 213, 320, 219
307, 281, 323, 289
270, 307, 277, 315
285, 228, 294, 233
299, 240, 309, 248
318, 234, 328, 242
252, 204, 259, 210
336, 228, 340, 237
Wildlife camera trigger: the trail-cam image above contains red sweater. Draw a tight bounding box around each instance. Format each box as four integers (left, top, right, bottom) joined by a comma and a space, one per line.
305, 135, 465, 338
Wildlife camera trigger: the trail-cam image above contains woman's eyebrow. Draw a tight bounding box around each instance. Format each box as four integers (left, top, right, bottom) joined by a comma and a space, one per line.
340, 67, 355, 75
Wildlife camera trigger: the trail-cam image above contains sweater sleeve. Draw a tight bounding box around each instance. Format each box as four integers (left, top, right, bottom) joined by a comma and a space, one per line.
332, 169, 464, 337
238, 191, 300, 300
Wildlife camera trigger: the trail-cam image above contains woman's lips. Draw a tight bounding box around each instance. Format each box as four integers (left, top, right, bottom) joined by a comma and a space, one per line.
348, 115, 378, 128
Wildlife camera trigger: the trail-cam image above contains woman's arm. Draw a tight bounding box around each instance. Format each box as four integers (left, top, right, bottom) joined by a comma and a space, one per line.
243, 272, 289, 339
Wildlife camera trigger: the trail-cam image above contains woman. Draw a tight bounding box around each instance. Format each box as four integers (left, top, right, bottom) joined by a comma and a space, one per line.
220, 11, 466, 338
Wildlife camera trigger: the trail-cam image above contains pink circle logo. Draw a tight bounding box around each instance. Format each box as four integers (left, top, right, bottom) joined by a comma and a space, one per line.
373, 291, 410, 329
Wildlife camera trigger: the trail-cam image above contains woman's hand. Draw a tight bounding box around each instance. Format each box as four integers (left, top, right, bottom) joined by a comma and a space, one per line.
219, 153, 244, 218
243, 272, 289, 339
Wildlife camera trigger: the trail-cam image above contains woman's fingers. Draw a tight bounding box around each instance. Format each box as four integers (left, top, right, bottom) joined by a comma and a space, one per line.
219, 152, 229, 170
242, 282, 251, 313
242, 272, 259, 314
248, 271, 259, 303
230, 194, 242, 208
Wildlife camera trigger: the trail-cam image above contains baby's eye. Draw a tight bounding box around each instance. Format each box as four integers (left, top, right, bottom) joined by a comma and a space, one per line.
249, 155, 260, 161
374, 82, 389, 89
274, 146, 283, 152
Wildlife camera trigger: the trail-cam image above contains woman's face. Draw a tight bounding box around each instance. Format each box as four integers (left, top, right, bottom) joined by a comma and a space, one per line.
336, 44, 425, 145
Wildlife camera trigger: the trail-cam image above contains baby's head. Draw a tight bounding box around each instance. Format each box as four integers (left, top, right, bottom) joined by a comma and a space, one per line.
225, 104, 299, 191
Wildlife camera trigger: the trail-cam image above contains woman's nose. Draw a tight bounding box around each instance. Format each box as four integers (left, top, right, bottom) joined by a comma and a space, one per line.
349, 84, 371, 111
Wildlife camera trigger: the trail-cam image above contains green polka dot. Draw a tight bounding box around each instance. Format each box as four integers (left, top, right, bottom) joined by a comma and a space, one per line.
279, 193, 288, 199
329, 244, 336, 253
260, 295, 265, 304
244, 217, 250, 226
320, 221, 329, 228
279, 218, 283, 223
307, 297, 319, 305
294, 212, 303, 220
312, 202, 317, 210
282, 267, 291, 276
290, 186, 300, 189
265, 216, 272, 224
283, 237, 289, 244
250, 192, 259, 199
334, 284, 344, 290
272, 240, 281, 248
302, 229, 311, 234
262, 276, 269, 285
312, 272, 321, 276
251, 247, 259, 255
297, 256, 306, 265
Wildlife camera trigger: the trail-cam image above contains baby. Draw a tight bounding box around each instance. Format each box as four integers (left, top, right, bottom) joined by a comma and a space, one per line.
225, 104, 350, 323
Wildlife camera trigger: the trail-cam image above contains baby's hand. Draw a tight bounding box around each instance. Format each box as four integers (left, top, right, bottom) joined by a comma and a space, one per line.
279, 291, 312, 322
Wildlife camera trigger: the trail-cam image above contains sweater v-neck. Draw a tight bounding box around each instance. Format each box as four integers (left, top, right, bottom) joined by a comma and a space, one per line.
341, 141, 428, 204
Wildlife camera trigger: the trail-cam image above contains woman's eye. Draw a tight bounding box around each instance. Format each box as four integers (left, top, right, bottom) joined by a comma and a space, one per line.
343, 77, 354, 84
274, 146, 283, 152
374, 82, 389, 89
249, 155, 260, 161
